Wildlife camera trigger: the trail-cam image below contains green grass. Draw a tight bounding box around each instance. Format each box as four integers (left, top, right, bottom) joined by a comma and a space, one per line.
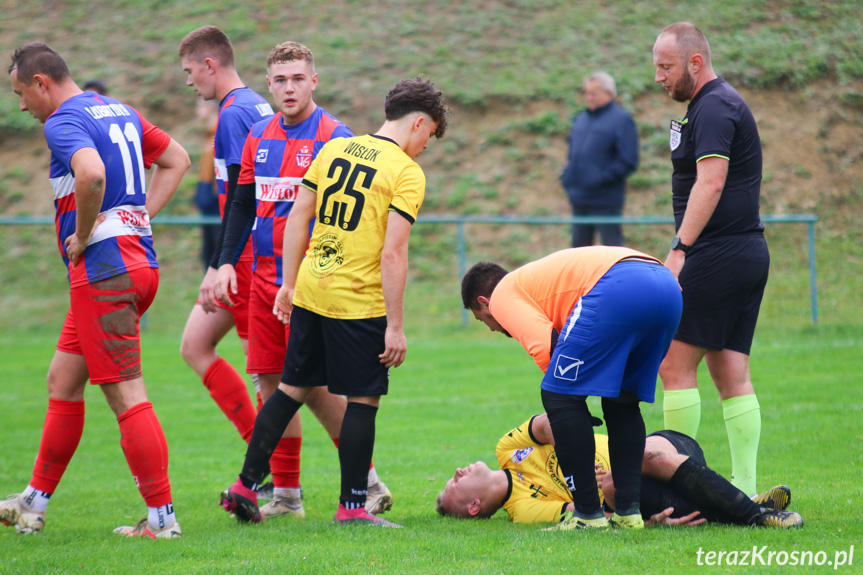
0, 320, 861, 574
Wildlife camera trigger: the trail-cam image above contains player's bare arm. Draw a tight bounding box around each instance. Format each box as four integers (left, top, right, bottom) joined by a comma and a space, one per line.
530, 413, 555, 445
664, 156, 728, 277
273, 186, 317, 325
379, 211, 412, 368
65, 147, 106, 266
146, 138, 190, 219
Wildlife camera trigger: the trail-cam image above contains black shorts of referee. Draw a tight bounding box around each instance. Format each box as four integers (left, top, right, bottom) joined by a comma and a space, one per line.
676, 234, 769, 354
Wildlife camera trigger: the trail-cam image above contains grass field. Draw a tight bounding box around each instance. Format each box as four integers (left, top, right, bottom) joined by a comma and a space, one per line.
0, 286, 861, 573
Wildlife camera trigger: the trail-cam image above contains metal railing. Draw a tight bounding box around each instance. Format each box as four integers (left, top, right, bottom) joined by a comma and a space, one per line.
416, 214, 819, 325
0, 213, 819, 324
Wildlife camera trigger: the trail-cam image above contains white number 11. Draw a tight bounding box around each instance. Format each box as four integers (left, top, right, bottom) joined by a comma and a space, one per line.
109, 122, 146, 195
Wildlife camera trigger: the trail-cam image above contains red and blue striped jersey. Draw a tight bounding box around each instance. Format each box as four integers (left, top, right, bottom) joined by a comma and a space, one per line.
44, 91, 170, 288
238, 106, 352, 285
215, 87, 273, 262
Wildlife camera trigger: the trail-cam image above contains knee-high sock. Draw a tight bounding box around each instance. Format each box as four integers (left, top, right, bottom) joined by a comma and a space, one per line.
270, 437, 302, 489
331, 437, 375, 471
338, 403, 377, 509
203, 358, 257, 443
667, 458, 762, 525
30, 399, 85, 494
240, 388, 302, 489
723, 394, 760, 496
541, 389, 601, 516
663, 388, 701, 439
601, 397, 645, 515
117, 401, 172, 507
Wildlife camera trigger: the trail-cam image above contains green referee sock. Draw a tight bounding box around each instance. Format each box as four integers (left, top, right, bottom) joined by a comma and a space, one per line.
663, 388, 701, 439
722, 394, 761, 497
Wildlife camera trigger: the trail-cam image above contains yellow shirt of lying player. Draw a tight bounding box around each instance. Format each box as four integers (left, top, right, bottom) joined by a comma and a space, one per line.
296, 134, 424, 319
496, 416, 610, 523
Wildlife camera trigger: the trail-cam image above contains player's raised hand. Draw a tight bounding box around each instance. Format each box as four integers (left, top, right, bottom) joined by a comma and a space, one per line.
379, 326, 407, 368
198, 267, 219, 313
214, 264, 237, 307
645, 507, 706, 527
273, 285, 294, 325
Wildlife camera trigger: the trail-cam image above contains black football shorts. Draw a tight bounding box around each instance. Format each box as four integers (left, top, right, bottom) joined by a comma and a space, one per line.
281, 305, 389, 397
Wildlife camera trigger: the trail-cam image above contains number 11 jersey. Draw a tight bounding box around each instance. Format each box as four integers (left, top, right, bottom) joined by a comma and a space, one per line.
44, 91, 171, 287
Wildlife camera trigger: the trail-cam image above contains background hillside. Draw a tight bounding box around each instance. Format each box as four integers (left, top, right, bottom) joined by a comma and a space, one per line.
1, 0, 861, 330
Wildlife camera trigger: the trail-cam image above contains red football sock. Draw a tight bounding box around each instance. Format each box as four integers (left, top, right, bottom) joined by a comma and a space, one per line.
203, 358, 256, 442
270, 437, 302, 489
30, 399, 85, 494
117, 401, 172, 507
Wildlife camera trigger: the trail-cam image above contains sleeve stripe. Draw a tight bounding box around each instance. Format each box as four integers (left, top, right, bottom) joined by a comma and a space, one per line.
301, 178, 318, 192
527, 415, 542, 445
389, 205, 415, 224
696, 153, 730, 162
502, 469, 513, 504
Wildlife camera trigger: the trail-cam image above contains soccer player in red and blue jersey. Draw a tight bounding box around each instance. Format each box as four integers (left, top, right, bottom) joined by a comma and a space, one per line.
2, 43, 190, 538
215, 41, 392, 519
178, 26, 273, 452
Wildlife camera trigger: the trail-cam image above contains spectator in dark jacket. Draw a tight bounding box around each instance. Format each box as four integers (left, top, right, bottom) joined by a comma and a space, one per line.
560, 72, 639, 247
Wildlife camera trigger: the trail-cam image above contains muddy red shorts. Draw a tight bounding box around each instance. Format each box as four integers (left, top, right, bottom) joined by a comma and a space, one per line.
57, 268, 159, 385
246, 274, 290, 375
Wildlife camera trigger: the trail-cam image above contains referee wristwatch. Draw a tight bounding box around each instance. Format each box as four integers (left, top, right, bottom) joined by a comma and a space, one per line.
670, 237, 692, 254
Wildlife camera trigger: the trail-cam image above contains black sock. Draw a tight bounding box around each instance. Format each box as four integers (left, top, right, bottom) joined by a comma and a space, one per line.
667, 458, 762, 525
239, 389, 303, 490
339, 402, 378, 509
541, 389, 601, 516
602, 396, 645, 515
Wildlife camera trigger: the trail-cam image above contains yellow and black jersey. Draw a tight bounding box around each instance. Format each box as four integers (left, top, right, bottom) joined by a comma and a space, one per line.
296, 134, 424, 319
496, 416, 610, 523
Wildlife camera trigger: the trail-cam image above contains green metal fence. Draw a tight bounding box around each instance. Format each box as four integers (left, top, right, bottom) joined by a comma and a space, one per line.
0, 213, 819, 324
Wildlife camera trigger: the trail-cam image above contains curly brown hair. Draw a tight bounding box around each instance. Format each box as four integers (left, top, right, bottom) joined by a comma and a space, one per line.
384, 77, 449, 138
266, 42, 314, 72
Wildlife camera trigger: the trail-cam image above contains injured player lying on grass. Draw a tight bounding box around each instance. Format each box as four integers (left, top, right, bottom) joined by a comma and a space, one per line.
435, 414, 802, 529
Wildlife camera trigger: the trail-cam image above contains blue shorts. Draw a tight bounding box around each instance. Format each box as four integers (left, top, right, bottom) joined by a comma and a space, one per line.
540, 260, 682, 403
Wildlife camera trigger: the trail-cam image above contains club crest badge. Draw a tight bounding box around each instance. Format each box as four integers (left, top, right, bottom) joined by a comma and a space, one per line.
669, 119, 683, 151
512, 447, 534, 464
309, 233, 344, 278
296, 145, 312, 168
256, 148, 269, 163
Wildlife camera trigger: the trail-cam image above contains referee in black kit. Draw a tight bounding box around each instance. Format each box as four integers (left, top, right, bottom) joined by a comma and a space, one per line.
652, 22, 768, 498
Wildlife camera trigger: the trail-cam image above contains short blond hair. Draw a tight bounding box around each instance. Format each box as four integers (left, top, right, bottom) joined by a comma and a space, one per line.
266, 42, 314, 71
